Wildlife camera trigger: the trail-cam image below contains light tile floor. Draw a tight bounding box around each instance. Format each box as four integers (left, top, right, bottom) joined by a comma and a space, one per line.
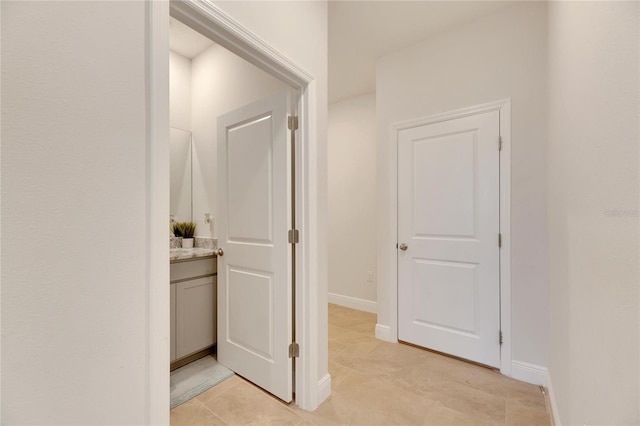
171, 304, 551, 425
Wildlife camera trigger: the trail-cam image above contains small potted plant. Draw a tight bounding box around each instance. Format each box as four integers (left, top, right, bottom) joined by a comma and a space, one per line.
172, 221, 197, 248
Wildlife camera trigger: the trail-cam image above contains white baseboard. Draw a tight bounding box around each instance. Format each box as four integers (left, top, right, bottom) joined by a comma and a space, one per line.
511, 360, 547, 386
317, 373, 331, 407
375, 323, 394, 342
545, 371, 561, 426
328, 292, 376, 313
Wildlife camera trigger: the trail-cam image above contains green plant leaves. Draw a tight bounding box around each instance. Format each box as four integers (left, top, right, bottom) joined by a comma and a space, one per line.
172, 221, 196, 238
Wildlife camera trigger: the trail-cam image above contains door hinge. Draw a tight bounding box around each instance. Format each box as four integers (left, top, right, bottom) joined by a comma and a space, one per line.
288, 115, 299, 131
288, 342, 300, 358
498, 233, 502, 248
498, 136, 503, 151
499, 331, 503, 345
288, 229, 299, 244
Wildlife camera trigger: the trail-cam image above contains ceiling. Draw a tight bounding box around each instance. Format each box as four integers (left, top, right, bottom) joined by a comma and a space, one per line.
170, 3, 513, 103
170, 17, 215, 59
328, 1, 512, 103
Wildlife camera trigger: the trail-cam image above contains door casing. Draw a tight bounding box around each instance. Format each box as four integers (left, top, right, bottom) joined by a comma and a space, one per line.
147, 1, 324, 421
378, 99, 512, 377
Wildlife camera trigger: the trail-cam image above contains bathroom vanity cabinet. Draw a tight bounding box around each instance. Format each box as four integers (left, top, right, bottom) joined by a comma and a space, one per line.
170, 255, 217, 367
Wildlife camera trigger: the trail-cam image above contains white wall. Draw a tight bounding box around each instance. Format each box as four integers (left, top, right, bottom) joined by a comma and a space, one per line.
190, 44, 288, 237
1, 1, 152, 424
328, 93, 377, 311
170, 51, 192, 131
547, 2, 639, 424
376, 2, 549, 370
213, 1, 329, 407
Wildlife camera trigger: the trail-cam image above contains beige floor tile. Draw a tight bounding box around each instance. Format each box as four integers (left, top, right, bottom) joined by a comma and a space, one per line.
423, 402, 487, 426
334, 338, 380, 359
196, 374, 243, 403
422, 380, 506, 425
328, 360, 354, 389
203, 378, 306, 425
329, 304, 375, 321
327, 340, 347, 361
328, 303, 354, 317
329, 325, 379, 348
343, 309, 376, 321
297, 397, 362, 426
330, 340, 424, 382
319, 369, 435, 425
392, 354, 503, 397
172, 304, 550, 426
485, 378, 547, 407
506, 398, 551, 426
170, 398, 226, 426
342, 318, 376, 335
291, 395, 347, 426
327, 322, 356, 341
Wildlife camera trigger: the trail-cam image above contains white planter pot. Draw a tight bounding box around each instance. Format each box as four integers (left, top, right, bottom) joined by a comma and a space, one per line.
182, 238, 194, 249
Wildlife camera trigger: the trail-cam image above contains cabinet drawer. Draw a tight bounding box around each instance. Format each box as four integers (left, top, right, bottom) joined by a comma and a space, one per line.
170, 257, 216, 282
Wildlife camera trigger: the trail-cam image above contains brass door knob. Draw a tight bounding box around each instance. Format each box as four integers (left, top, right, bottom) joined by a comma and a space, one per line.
399, 243, 408, 251
216, 248, 224, 256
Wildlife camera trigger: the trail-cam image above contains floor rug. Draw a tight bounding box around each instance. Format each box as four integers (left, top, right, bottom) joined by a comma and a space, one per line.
170, 355, 234, 409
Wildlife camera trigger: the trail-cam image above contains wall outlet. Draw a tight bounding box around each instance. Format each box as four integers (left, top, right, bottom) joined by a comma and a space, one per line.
367, 271, 375, 282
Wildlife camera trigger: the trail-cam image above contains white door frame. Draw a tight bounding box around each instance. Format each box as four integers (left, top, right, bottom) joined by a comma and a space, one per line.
147, 1, 322, 421
379, 99, 512, 377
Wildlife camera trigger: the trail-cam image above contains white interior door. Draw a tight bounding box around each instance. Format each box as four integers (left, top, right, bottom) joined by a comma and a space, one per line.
217, 90, 293, 402
397, 110, 501, 368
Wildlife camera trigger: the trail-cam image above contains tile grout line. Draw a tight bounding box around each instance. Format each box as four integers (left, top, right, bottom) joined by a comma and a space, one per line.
197, 399, 229, 426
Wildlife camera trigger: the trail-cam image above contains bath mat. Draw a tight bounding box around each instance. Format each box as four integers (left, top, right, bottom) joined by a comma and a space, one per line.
170, 355, 234, 408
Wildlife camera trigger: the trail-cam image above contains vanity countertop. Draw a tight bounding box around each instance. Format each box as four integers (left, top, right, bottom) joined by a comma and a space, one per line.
170, 248, 217, 262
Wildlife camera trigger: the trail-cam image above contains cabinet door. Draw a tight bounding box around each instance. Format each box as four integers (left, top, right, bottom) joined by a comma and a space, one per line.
176, 276, 216, 359
170, 284, 176, 362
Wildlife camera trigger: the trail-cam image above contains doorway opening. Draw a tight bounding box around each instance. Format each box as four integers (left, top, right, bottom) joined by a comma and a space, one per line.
148, 1, 323, 419
169, 8, 299, 405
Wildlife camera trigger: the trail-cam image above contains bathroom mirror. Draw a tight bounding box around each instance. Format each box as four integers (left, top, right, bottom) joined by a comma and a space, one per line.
170, 127, 192, 222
